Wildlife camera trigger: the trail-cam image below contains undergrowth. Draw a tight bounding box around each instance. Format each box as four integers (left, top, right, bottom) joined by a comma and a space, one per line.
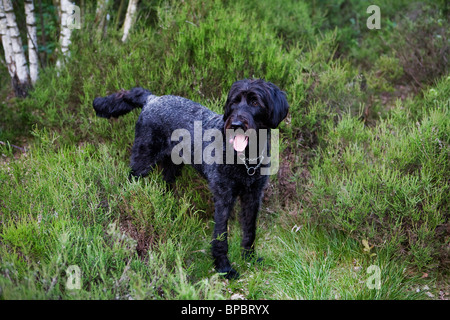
0, 0, 448, 300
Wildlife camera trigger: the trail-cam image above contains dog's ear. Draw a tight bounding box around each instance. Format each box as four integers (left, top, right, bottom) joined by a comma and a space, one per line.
223, 96, 232, 122
267, 82, 289, 129
223, 80, 243, 122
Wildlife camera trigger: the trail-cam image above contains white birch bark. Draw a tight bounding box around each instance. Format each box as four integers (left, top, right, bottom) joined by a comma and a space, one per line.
95, 0, 107, 19
95, 0, 110, 39
0, 1, 15, 78
2, 0, 30, 86
25, 0, 39, 84
55, 0, 73, 69
121, 0, 138, 42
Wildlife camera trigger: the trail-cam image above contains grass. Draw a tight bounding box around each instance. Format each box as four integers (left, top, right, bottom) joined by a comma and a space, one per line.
0, 126, 438, 300
0, 0, 448, 300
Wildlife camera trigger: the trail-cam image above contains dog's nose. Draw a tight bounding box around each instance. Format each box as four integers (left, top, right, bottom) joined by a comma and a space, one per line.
231, 120, 244, 129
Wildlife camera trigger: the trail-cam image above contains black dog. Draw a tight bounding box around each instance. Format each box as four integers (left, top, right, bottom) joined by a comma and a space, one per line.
93, 79, 289, 279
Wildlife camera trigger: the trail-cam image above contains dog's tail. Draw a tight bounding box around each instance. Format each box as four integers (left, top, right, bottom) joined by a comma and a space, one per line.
93, 87, 154, 119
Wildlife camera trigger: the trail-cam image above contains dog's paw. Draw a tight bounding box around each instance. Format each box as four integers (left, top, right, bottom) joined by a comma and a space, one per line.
242, 250, 263, 264
254, 257, 264, 264
248, 256, 264, 266
127, 172, 140, 182
217, 267, 240, 280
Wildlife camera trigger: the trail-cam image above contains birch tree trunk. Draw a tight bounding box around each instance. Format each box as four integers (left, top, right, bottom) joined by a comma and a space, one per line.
24, 0, 39, 84
2, 0, 30, 97
95, 0, 107, 21
95, 0, 111, 39
121, 0, 138, 42
0, 1, 15, 79
37, 0, 46, 67
55, 0, 73, 69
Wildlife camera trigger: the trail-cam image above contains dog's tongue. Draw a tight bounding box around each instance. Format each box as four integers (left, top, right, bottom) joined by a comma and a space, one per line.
233, 134, 248, 152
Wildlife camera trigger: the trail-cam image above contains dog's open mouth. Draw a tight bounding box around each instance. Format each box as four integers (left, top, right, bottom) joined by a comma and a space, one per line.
230, 134, 248, 152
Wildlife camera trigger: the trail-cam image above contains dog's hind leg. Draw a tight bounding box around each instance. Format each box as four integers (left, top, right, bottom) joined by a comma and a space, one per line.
128, 120, 168, 180
128, 142, 157, 180
160, 156, 184, 184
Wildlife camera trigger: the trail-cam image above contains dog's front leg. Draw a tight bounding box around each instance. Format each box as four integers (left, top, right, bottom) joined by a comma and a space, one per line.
211, 195, 239, 279
240, 181, 266, 262
240, 194, 259, 259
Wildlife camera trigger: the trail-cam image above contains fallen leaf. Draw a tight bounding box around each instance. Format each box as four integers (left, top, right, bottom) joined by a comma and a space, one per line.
362, 239, 374, 252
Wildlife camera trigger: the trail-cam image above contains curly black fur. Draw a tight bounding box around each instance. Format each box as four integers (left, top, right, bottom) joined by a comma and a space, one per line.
93, 79, 289, 279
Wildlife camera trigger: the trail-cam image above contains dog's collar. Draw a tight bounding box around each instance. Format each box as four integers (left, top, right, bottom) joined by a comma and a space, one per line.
237, 146, 266, 176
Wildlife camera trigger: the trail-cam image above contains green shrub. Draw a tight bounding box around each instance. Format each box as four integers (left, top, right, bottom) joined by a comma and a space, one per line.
0, 127, 222, 299
238, 0, 321, 47
367, 55, 403, 93
309, 76, 449, 270
1, 0, 448, 299
387, 4, 449, 89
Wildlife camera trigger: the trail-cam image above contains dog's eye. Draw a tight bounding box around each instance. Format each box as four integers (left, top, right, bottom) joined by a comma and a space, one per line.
251, 101, 259, 107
